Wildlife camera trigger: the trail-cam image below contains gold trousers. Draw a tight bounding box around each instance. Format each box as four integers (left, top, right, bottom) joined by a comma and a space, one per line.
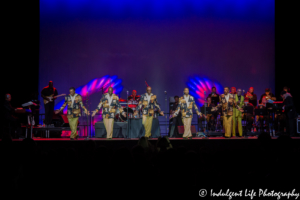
232, 116, 243, 136
182, 117, 192, 138
223, 115, 233, 137
104, 118, 114, 139
68, 117, 79, 139
142, 115, 153, 137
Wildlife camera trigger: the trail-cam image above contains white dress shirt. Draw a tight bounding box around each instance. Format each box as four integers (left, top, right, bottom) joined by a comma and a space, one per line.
184, 95, 190, 107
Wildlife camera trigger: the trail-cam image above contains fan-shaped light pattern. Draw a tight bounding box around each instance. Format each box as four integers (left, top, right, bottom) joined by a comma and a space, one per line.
54, 75, 123, 113
186, 76, 223, 107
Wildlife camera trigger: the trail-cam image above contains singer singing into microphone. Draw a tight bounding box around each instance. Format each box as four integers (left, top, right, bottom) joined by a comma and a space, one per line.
172, 88, 202, 139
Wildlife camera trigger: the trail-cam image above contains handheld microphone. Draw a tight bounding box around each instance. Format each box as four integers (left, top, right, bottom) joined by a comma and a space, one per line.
127, 91, 129, 95
164, 91, 167, 95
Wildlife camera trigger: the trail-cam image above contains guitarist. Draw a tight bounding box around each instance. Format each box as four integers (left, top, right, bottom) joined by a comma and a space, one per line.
41, 81, 58, 127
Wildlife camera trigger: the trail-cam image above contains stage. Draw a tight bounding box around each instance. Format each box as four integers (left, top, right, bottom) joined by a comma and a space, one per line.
2, 136, 299, 153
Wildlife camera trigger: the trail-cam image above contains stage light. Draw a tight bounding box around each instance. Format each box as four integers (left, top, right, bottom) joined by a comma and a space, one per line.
186, 76, 223, 107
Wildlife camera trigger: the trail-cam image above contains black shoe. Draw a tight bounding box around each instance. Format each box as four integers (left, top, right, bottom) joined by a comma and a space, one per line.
75, 135, 79, 140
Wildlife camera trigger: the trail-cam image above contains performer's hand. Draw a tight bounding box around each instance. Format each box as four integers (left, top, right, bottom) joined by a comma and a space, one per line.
122, 112, 126, 117
134, 111, 138, 115
198, 112, 202, 117
84, 110, 89, 115
91, 110, 97, 117
237, 100, 240, 104
54, 110, 60, 114
160, 111, 164, 116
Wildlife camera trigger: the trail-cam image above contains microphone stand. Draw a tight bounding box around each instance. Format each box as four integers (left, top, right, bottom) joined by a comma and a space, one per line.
164, 91, 168, 136
126, 91, 129, 138
204, 91, 207, 135
85, 92, 89, 140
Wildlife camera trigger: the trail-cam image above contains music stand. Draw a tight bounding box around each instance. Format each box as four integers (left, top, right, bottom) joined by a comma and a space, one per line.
271, 101, 283, 134
255, 108, 268, 132
242, 106, 253, 137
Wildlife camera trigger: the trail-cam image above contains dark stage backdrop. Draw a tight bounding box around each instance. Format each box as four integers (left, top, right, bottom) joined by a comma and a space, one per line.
39, 0, 275, 113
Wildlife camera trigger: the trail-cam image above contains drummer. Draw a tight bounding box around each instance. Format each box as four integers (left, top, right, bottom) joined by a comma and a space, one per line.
126, 90, 141, 116
128, 90, 141, 102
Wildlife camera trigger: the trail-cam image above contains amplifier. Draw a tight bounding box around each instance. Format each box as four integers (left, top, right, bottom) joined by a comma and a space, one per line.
178, 126, 197, 134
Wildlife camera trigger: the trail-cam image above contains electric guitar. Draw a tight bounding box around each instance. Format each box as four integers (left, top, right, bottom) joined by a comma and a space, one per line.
44, 94, 66, 104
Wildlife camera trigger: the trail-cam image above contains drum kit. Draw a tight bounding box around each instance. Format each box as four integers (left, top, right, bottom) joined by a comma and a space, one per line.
117, 98, 140, 122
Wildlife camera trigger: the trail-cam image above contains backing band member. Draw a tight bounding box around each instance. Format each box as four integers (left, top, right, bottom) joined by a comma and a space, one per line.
255, 96, 271, 131
55, 87, 88, 140
230, 87, 237, 96
41, 81, 58, 126
208, 86, 220, 105
127, 90, 141, 101
92, 87, 126, 139
244, 87, 257, 107
281, 91, 297, 137
259, 88, 276, 104
3, 94, 22, 138
212, 87, 240, 138
172, 88, 202, 139
199, 97, 216, 131
169, 95, 183, 137
232, 89, 244, 137
135, 86, 164, 138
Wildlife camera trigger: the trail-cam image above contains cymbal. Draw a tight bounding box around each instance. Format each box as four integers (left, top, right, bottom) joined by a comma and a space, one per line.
119, 98, 127, 102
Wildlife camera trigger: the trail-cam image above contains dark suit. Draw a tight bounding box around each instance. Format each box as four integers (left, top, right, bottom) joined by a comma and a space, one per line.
3, 100, 21, 138
169, 102, 183, 137
283, 96, 297, 136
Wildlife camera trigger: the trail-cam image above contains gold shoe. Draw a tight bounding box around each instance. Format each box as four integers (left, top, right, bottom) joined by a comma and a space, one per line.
183, 137, 188, 139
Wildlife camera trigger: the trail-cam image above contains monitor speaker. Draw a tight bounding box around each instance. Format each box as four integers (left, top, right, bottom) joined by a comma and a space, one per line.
52, 113, 69, 127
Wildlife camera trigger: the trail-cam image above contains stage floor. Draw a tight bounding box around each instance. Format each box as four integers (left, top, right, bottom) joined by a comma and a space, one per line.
4, 135, 300, 141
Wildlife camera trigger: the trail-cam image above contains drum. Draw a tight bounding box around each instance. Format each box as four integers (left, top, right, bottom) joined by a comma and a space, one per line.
119, 107, 134, 121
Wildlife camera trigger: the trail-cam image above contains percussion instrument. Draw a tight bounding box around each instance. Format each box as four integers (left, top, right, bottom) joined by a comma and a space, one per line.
128, 100, 139, 109
119, 98, 127, 102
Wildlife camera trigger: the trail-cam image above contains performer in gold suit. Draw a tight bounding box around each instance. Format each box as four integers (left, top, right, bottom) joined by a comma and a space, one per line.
172, 88, 202, 139
55, 87, 88, 140
134, 86, 164, 138
91, 87, 126, 139
232, 89, 245, 137
212, 87, 242, 138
